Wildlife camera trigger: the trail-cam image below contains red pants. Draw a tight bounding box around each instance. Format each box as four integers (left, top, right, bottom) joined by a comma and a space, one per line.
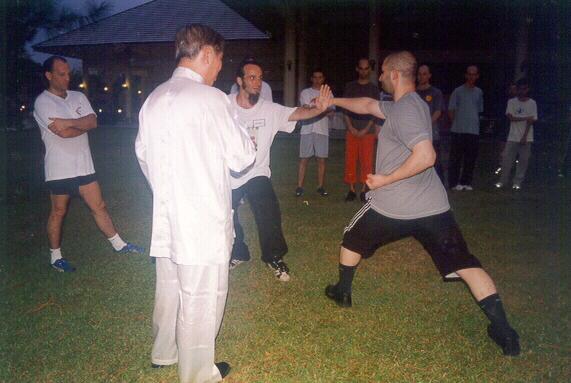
344, 132, 376, 184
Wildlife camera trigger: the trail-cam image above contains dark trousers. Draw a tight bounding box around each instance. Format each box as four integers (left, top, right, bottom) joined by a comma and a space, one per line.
448, 133, 479, 187
231, 176, 288, 263
433, 140, 445, 184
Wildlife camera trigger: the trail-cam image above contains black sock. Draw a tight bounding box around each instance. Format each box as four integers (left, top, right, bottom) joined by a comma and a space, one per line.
478, 293, 511, 330
337, 264, 357, 293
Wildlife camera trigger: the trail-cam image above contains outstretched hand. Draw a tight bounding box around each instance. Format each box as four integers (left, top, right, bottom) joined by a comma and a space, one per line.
314, 84, 333, 112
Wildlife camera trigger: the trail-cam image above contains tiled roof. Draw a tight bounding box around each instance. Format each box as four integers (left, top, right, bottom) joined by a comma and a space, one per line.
35, 0, 268, 49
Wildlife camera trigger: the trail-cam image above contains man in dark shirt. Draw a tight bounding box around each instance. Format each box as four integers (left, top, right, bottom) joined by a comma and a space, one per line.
342, 58, 380, 202
416, 64, 444, 182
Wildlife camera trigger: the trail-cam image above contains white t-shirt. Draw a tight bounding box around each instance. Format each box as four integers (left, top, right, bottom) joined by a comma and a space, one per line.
230, 95, 297, 188
230, 81, 273, 102
298, 87, 333, 136
33, 90, 96, 181
506, 97, 538, 142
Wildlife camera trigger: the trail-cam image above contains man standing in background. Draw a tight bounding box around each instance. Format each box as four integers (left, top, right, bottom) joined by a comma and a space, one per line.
416, 64, 444, 182
343, 58, 380, 202
33, 55, 143, 273
296, 68, 334, 197
448, 65, 484, 191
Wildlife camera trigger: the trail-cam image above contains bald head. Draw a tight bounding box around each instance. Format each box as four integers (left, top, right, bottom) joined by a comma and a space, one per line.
383, 51, 417, 82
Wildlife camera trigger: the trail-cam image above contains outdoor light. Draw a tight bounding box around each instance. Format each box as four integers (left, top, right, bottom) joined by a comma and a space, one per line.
98, 108, 103, 113
104, 86, 109, 92
137, 90, 142, 94
122, 82, 128, 88
20, 105, 26, 111
79, 83, 86, 89
117, 108, 122, 114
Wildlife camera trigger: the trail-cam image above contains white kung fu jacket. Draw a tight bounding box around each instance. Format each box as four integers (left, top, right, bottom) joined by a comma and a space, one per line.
136, 67, 256, 265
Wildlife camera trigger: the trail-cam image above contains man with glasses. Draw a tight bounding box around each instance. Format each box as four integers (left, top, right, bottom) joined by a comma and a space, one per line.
342, 58, 380, 202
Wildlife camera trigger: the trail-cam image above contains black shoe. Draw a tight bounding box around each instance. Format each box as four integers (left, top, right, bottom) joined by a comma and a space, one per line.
360, 191, 367, 202
345, 191, 356, 202
295, 187, 304, 197
487, 324, 520, 356
317, 187, 329, 197
215, 361, 231, 378
325, 284, 352, 307
151, 363, 171, 368
266, 259, 291, 282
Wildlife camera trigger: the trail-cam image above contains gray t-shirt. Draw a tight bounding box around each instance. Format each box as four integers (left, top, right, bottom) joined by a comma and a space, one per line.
416, 86, 443, 141
448, 84, 483, 135
369, 93, 450, 219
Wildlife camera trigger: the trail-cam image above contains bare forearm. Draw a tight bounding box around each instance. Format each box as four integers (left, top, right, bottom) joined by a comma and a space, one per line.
289, 106, 326, 121
65, 114, 97, 131
383, 141, 435, 185
333, 97, 384, 119
431, 110, 442, 123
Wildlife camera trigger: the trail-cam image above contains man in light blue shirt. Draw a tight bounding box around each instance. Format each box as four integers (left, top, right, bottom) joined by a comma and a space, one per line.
448, 65, 483, 190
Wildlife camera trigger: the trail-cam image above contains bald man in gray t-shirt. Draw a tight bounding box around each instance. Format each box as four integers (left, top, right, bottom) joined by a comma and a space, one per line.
324, 51, 520, 357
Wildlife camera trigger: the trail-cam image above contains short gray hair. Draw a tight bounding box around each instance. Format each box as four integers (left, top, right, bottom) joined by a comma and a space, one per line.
175, 24, 224, 62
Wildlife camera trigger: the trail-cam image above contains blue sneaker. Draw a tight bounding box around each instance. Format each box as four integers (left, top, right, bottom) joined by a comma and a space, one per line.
51, 258, 76, 272
116, 242, 144, 254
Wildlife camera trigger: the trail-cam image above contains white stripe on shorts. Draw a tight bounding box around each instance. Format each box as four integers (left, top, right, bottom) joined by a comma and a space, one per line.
343, 200, 372, 234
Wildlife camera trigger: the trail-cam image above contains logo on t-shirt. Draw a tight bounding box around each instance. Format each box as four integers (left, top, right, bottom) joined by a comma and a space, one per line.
75, 106, 82, 116
246, 119, 266, 149
425, 95, 433, 102
516, 107, 524, 115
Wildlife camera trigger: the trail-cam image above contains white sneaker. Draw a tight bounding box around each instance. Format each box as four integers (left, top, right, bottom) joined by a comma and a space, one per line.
463, 185, 473, 191
494, 182, 503, 189
452, 184, 464, 191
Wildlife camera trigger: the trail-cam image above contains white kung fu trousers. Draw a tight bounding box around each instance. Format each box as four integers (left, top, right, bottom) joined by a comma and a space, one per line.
152, 257, 228, 383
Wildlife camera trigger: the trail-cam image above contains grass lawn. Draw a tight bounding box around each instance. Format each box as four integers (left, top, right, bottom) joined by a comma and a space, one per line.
2, 128, 570, 382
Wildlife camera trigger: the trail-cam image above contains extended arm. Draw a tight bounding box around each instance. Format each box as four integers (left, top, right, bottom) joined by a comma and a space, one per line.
366, 140, 436, 190
332, 97, 385, 120
289, 85, 333, 121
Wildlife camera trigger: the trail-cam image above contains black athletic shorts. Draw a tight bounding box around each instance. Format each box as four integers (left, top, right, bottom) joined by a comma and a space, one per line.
342, 202, 482, 280
46, 173, 97, 196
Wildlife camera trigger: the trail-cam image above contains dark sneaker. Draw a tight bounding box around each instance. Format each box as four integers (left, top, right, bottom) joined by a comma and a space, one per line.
116, 242, 144, 254
487, 324, 520, 356
345, 191, 356, 202
360, 191, 367, 202
295, 187, 304, 197
266, 259, 290, 282
51, 258, 76, 273
325, 284, 352, 307
215, 361, 231, 378
317, 187, 329, 197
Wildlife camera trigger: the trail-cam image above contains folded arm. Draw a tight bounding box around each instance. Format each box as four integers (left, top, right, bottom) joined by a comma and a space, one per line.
48, 114, 97, 138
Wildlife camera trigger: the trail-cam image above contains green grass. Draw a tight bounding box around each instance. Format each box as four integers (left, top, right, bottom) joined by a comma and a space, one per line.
2, 129, 570, 382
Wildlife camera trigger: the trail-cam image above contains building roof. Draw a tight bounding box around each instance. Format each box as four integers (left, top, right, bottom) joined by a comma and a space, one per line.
35, 0, 268, 51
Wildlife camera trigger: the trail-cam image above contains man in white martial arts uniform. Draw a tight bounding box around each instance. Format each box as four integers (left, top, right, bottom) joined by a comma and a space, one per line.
136, 25, 256, 382
228, 58, 332, 280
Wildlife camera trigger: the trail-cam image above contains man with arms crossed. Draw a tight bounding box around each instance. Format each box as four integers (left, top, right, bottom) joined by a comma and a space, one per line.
495, 78, 538, 190
324, 51, 520, 356
33, 56, 143, 273
136, 25, 256, 382
296, 68, 334, 197
229, 58, 331, 281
